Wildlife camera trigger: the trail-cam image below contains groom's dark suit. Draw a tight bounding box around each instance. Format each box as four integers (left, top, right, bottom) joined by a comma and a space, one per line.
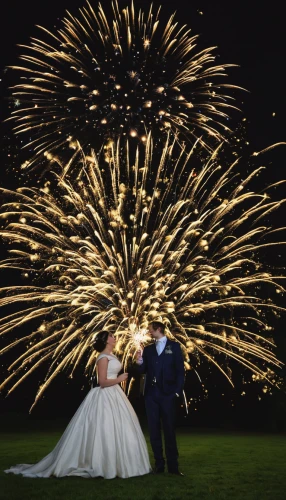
138, 338, 185, 472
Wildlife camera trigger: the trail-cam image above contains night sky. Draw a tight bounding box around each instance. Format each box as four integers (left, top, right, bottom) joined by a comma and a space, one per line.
0, 0, 285, 426
1, 0, 285, 151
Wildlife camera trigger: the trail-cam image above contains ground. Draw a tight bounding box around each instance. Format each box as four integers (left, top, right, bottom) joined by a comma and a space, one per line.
1, 423, 285, 500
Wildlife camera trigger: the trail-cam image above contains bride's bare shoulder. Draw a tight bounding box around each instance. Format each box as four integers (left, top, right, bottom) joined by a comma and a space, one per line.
96, 353, 117, 363
96, 354, 109, 363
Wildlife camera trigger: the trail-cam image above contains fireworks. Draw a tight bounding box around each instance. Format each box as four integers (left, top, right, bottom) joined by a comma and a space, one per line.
0, 135, 284, 406
8, 0, 240, 169
1, 0, 285, 412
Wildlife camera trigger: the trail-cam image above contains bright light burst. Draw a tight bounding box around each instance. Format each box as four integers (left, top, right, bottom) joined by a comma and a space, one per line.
8, 0, 240, 169
0, 135, 285, 407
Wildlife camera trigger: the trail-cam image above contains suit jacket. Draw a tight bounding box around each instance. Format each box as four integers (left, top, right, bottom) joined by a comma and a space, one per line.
137, 339, 185, 396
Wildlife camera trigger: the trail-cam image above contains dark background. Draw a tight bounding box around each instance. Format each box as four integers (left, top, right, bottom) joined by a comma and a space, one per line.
0, 0, 285, 430
1, 0, 285, 151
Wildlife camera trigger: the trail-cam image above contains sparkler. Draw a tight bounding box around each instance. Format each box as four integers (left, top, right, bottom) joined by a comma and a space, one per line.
7, 0, 241, 170
0, 135, 284, 408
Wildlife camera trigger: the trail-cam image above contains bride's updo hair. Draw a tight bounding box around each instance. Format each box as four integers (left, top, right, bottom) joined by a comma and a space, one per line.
93, 331, 109, 352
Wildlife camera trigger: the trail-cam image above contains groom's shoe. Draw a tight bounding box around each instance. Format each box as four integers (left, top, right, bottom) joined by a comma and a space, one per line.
168, 469, 184, 476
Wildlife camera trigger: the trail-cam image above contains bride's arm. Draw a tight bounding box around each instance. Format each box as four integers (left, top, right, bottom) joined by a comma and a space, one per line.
97, 358, 128, 388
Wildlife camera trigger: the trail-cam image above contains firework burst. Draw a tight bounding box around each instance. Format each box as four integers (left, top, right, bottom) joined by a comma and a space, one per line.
8, 0, 240, 169
0, 135, 285, 407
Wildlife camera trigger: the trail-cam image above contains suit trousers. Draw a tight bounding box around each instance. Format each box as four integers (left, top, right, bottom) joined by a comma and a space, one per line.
145, 386, 178, 471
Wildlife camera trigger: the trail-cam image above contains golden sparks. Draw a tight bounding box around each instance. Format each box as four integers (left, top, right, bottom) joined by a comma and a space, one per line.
7, 0, 241, 169
0, 135, 285, 407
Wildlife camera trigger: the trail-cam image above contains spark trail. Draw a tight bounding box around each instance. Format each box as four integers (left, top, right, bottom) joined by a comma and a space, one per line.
0, 135, 284, 406
8, 0, 240, 170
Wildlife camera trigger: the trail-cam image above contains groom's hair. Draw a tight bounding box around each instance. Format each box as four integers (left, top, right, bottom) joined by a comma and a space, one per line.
149, 321, 165, 333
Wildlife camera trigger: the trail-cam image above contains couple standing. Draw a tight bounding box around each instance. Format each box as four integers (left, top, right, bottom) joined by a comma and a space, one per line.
5, 321, 185, 479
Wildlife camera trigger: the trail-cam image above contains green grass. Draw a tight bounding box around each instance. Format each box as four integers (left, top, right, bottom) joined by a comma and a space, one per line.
0, 425, 285, 500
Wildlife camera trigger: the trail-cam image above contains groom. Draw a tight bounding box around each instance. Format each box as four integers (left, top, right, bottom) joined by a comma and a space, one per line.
136, 321, 185, 475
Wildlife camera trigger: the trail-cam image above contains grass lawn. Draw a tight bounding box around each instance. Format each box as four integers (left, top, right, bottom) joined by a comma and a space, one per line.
0, 424, 285, 500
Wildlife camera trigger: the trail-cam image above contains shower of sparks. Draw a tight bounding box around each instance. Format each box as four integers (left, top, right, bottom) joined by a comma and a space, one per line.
0, 135, 285, 408
7, 0, 241, 169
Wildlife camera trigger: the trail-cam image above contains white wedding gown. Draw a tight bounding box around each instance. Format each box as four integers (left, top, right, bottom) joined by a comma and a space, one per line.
5, 354, 151, 479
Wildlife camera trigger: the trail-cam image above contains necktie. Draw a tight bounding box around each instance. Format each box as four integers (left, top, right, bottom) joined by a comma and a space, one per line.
156, 340, 164, 356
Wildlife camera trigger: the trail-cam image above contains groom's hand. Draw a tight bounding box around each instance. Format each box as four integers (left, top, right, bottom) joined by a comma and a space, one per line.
135, 350, 143, 365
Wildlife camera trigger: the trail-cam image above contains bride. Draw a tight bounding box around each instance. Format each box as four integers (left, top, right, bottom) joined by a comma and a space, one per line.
5, 331, 151, 479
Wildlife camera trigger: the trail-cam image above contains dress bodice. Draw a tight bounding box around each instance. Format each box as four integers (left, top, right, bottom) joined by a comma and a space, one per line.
96, 354, 122, 379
